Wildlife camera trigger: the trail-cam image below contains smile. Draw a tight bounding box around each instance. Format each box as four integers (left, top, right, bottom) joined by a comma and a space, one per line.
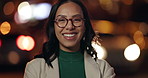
62, 33, 78, 40
63, 34, 76, 37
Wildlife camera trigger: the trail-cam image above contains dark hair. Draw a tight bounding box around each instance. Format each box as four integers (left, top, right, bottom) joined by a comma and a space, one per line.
35, 0, 98, 67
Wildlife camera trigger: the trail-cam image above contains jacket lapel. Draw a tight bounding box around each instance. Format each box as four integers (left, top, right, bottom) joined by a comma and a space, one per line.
84, 52, 101, 78
48, 58, 60, 78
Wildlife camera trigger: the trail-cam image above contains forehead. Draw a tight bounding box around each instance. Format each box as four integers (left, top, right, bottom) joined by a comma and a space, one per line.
56, 2, 83, 17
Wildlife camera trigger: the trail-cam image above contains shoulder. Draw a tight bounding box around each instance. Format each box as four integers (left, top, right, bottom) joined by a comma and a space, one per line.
84, 52, 115, 77
96, 59, 116, 77
27, 58, 46, 65
96, 59, 110, 67
25, 58, 46, 69
25, 58, 47, 70
96, 59, 113, 70
24, 58, 48, 78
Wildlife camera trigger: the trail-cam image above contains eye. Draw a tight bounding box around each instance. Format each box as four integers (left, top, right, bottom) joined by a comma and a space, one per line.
73, 18, 82, 22
57, 18, 66, 22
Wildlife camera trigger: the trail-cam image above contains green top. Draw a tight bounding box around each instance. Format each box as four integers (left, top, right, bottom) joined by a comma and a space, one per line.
58, 49, 86, 78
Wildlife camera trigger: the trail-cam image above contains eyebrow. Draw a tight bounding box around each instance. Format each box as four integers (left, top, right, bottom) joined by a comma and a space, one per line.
72, 14, 82, 18
56, 14, 82, 18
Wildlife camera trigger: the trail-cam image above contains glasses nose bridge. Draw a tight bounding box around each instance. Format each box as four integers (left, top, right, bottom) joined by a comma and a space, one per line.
66, 18, 74, 26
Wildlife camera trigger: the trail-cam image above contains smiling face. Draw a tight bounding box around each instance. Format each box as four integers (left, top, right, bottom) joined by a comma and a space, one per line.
54, 2, 85, 52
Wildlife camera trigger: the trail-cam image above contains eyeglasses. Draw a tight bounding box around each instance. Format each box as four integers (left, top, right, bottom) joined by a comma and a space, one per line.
54, 16, 85, 28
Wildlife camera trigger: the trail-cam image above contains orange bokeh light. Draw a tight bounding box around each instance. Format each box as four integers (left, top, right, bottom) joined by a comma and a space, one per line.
3, 1, 15, 15
0, 21, 11, 35
8, 51, 20, 64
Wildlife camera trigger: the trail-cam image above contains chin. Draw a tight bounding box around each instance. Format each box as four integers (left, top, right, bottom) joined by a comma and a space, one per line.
65, 44, 76, 48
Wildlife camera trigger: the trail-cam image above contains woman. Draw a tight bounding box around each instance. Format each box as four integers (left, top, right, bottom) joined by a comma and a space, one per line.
24, 0, 115, 78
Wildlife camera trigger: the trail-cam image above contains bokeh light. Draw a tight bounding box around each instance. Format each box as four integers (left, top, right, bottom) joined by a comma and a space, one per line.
125, 21, 140, 35
14, 12, 21, 24
99, 0, 119, 14
18, 1, 32, 23
8, 51, 20, 65
99, 0, 113, 11
3, 1, 15, 15
0, 21, 11, 35
115, 36, 132, 49
16, 35, 35, 51
139, 22, 148, 35
16, 2, 51, 24
133, 31, 145, 50
92, 41, 107, 59
32, 3, 51, 20
124, 44, 141, 61
93, 20, 114, 34
121, 0, 134, 5
14, 1, 51, 24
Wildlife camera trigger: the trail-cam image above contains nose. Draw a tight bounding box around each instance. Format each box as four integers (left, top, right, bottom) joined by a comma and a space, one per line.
65, 19, 75, 30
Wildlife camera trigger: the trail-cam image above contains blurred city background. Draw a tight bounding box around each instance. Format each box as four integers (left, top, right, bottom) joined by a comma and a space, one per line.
0, 0, 148, 78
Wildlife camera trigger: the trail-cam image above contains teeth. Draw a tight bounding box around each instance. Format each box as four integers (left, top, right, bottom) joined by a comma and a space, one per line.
63, 34, 75, 37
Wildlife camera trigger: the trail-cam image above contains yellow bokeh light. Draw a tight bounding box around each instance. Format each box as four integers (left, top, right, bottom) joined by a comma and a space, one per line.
0, 21, 11, 35
93, 20, 114, 34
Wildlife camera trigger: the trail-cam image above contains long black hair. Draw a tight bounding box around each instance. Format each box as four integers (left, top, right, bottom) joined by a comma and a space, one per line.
35, 0, 98, 67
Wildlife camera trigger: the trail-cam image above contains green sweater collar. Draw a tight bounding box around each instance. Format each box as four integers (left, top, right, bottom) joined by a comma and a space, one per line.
59, 49, 84, 62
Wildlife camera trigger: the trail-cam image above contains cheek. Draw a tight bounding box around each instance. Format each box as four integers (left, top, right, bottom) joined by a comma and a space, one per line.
54, 26, 59, 38
79, 26, 85, 39
54, 25, 63, 39
81, 25, 85, 35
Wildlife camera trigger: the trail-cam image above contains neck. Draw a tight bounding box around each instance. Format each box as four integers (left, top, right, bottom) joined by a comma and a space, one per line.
60, 45, 80, 52
61, 47, 80, 52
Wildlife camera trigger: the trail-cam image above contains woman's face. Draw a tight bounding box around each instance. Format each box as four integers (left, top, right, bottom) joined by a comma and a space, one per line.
55, 2, 85, 52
